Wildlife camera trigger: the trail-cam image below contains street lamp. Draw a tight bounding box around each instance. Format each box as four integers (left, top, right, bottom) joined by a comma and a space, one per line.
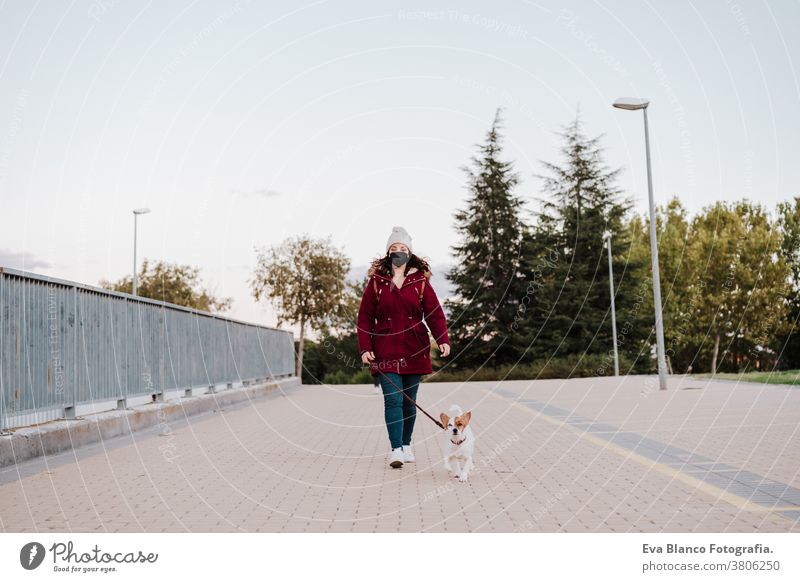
613, 97, 667, 390
132, 208, 150, 296
602, 230, 619, 376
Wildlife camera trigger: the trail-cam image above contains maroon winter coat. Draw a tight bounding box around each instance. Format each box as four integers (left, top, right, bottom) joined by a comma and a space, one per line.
357, 266, 450, 376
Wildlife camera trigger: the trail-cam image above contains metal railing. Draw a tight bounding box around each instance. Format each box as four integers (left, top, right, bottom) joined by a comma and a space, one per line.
0, 267, 295, 430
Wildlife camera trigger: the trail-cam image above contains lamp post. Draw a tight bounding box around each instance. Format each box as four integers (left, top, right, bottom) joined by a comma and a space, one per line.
613, 97, 667, 390
132, 208, 150, 296
603, 230, 619, 376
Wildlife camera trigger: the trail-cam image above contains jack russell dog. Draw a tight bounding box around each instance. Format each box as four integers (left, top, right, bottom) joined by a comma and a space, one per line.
440, 404, 474, 482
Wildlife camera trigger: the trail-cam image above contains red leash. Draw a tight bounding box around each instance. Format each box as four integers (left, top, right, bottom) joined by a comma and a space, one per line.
377, 372, 444, 430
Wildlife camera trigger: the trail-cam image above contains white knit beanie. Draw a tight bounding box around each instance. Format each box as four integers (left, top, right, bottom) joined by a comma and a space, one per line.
386, 226, 413, 254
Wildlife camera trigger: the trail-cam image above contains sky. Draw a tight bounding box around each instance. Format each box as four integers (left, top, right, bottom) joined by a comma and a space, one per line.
1, 0, 798, 335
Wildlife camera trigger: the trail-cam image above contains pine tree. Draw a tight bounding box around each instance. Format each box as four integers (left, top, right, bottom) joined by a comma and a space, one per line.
445, 109, 528, 369
525, 115, 649, 369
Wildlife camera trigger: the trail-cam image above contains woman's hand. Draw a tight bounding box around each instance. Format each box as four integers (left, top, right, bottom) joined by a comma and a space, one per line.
438, 343, 450, 357
361, 351, 375, 365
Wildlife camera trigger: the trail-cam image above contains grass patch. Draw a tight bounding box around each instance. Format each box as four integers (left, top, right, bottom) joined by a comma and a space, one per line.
692, 369, 800, 386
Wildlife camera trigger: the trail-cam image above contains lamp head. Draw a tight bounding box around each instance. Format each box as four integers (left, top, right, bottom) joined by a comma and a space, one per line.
613, 97, 650, 111
133, 208, 151, 215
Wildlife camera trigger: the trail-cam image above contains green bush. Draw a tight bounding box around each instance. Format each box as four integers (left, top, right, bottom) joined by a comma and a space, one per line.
322, 370, 351, 384
318, 353, 641, 384
427, 353, 636, 382
350, 368, 374, 384
321, 367, 374, 384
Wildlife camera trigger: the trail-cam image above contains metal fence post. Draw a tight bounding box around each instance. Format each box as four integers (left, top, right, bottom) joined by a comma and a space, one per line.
157, 305, 166, 402
0, 271, 7, 435
63, 285, 78, 420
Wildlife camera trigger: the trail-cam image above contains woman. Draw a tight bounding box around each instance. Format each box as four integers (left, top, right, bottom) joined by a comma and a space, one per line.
357, 226, 451, 469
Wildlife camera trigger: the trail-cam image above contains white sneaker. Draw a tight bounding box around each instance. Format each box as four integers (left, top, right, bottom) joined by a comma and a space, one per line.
403, 445, 415, 463
389, 447, 404, 468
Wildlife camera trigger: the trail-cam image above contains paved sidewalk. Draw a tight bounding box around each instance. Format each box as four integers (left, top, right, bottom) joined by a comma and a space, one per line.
0, 375, 798, 532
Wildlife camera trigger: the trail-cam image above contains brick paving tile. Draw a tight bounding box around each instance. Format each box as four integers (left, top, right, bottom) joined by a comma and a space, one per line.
1, 376, 798, 532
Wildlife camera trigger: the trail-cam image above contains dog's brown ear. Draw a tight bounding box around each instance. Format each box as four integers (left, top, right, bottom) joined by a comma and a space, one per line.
440, 413, 450, 428
461, 411, 472, 426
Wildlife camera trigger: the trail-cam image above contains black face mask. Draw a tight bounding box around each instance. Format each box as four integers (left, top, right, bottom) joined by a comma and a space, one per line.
389, 251, 409, 267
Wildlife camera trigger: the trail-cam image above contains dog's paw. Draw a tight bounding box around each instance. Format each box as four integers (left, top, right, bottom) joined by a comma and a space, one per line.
458, 474, 469, 482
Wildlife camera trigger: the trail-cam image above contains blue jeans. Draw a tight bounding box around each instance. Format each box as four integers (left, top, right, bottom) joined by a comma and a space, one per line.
378, 372, 422, 449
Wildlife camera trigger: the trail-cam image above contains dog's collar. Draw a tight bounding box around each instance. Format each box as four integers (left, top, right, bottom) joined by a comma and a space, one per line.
450, 435, 467, 446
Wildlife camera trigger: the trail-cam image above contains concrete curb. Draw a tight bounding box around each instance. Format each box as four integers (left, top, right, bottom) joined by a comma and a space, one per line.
0, 376, 301, 468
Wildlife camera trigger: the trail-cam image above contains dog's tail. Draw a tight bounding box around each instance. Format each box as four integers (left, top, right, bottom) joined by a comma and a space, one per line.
448, 404, 463, 416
